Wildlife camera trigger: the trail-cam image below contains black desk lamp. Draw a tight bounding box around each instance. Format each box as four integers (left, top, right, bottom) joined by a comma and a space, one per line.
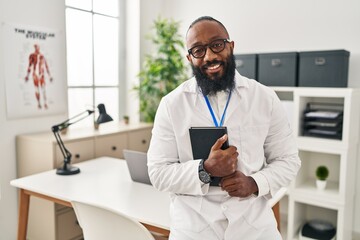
52, 103, 113, 175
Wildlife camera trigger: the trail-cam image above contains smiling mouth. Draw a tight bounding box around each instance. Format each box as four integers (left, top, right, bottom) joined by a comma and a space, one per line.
203, 61, 223, 72
206, 63, 221, 70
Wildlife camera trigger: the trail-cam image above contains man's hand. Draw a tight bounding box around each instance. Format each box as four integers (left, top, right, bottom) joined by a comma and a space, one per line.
204, 134, 238, 177
220, 171, 258, 198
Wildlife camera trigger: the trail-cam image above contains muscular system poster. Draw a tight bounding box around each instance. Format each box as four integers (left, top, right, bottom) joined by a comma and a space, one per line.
2, 23, 67, 119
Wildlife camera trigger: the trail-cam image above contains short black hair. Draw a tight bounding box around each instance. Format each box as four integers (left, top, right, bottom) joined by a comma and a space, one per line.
187, 16, 229, 38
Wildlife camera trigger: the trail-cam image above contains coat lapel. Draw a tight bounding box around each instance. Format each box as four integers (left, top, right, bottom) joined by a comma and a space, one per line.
184, 72, 249, 127
183, 77, 215, 126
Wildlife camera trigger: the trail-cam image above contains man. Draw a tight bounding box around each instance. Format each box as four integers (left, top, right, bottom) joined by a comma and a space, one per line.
25, 44, 53, 109
147, 16, 301, 240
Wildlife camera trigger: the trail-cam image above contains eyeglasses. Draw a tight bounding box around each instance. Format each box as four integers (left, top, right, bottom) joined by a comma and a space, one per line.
188, 39, 231, 59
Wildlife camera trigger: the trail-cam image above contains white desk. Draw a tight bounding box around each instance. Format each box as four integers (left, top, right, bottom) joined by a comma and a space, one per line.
10, 157, 171, 240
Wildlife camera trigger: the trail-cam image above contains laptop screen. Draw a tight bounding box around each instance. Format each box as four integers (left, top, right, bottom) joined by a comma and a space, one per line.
123, 149, 152, 185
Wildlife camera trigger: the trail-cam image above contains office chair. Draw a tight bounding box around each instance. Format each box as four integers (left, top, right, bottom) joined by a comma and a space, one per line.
72, 200, 155, 240
268, 187, 288, 232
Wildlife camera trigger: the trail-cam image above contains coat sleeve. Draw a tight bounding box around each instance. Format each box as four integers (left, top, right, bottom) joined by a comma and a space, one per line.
250, 91, 301, 198
147, 97, 210, 195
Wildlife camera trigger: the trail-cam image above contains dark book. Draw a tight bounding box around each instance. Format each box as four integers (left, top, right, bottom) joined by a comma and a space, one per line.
189, 127, 229, 186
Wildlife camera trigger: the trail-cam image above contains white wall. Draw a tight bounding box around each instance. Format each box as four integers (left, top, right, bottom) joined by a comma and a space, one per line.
140, 0, 360, 235
0, 0, 67, 239
125, 0, 141, 124
142, 0, 360, 87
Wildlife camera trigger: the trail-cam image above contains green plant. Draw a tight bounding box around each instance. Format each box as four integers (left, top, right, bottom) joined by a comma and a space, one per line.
135, 17, 188, 122
316, 165, 329, 180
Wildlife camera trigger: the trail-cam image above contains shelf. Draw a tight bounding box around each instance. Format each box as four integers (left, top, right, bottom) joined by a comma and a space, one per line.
289, 202, 338, 240
292, 180, 342, 208
271, 86, 296, 92
273, 87, 294, 101
294, 87, 357, 97
296, 149, 341, 192
297, 136, 347, 151
20, 122, 153, 143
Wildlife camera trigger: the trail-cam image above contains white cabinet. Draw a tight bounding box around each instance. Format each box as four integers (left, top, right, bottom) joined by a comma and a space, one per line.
273, 87, 360, 240
55, 139, 96, 168
16, 122, 153, 240
128, 127, 152, 152
95, 133, 127, 159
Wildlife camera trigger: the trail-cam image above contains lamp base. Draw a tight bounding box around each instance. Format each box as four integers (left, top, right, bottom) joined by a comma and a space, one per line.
56, 165, 80, 175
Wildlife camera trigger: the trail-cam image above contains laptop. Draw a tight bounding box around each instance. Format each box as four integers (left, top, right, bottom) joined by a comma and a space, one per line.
123, 149, 152, 185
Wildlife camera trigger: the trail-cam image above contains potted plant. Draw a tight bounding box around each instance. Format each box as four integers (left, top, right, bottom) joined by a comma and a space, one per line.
315, 165, 329, 190
135, 17, 188, 122
123, 115, 129, 124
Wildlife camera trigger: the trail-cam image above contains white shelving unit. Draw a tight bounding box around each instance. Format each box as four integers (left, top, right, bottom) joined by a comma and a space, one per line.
272, 87, 360, 240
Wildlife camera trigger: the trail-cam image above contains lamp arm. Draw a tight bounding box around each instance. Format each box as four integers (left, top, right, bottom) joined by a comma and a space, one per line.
51, 105, 111, 175
52, 130, 72, 164
53, 110, 95, 131
51, 110, 94, 166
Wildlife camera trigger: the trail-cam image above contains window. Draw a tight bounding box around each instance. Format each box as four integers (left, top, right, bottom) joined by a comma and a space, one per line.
65, 0, 122, 127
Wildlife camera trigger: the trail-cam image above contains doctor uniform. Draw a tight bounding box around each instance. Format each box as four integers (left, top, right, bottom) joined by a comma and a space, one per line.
148, 71, 301, 240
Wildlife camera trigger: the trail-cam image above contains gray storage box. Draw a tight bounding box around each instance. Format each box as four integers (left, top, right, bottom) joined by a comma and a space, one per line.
234, 54, 257, 80
298, 50, 349, 87
258, 52, 298, 86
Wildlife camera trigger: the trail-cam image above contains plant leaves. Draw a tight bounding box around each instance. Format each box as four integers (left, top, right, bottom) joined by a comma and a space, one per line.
135, 17, 189, 122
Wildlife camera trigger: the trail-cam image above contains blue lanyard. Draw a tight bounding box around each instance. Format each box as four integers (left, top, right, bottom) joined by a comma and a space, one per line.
204, 91, 232, 127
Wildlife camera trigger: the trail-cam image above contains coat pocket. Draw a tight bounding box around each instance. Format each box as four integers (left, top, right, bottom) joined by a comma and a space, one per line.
170, 195, 208, 232
238, 125, 269, 166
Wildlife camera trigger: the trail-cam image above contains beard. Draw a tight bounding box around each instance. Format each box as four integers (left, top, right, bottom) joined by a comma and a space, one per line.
191, 53, 236, 96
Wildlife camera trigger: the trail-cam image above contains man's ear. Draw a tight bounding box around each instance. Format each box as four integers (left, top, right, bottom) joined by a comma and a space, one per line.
186, 54, 191, 62
230, 41, 235, 50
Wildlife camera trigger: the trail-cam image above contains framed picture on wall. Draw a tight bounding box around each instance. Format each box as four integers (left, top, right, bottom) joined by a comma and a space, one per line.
2, 22, 67, 119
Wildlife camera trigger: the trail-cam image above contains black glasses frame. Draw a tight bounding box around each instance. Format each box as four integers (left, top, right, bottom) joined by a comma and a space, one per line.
188, 39, 231, 59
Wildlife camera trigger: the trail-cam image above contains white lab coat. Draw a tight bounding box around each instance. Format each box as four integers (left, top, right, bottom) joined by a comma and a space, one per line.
148, 71, 301, 239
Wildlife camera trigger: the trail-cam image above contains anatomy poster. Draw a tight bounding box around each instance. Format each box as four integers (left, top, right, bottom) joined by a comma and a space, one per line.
2, 23, 67, 119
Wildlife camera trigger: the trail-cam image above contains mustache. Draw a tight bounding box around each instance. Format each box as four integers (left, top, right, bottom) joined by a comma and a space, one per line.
202, 60, 223, 69
192, 54, 236, 96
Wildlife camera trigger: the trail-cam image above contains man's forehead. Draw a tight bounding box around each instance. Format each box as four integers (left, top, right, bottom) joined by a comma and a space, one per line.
186, 20, 228, 47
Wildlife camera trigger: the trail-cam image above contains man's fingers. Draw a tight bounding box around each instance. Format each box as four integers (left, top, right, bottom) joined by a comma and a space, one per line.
211, 134, 228, 151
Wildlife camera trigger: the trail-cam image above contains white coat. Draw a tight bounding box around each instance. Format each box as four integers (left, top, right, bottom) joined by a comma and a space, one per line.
148, 71, 301, 239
